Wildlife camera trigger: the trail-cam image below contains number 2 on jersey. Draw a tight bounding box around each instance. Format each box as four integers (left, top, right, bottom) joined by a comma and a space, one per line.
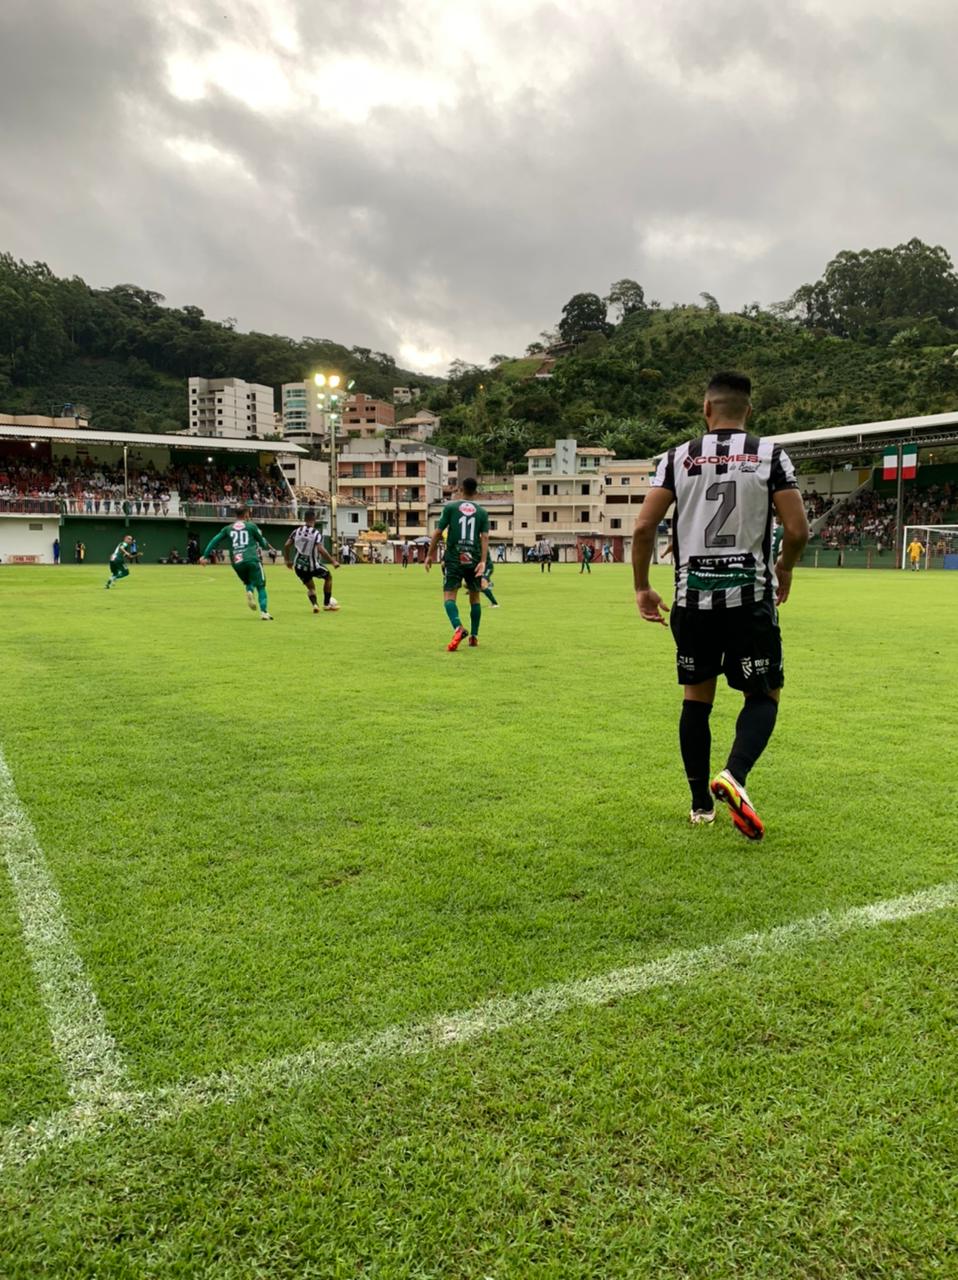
230, 528, 249, 550
704, 481, 737, 548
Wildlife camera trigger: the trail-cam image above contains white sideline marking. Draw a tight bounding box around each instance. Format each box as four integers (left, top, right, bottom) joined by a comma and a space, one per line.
0, 748, 131, 1103
1, 879, 956, 1174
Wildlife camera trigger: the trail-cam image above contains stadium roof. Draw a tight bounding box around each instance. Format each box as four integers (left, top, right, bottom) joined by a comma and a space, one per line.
763, 410, 958, 461
0, 423, 306, 455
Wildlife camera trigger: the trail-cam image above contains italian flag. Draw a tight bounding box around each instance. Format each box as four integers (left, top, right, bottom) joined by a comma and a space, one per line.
884, 446, 919, 480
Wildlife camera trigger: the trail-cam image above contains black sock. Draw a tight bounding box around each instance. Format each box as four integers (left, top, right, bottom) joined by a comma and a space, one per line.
679, 701, 713, 811
727, 695, 779, 786
324, 586, 332, 604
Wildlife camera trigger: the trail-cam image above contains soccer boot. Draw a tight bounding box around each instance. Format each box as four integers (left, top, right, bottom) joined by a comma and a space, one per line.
260, 612, 274, 621
324, 602, 340, 611
710, 769, 765, 841
312, 604, 321, 614
246, 590, 257, 611
447, 625, 467, 651
689, 808, 715, 826
468, 635, 478, 646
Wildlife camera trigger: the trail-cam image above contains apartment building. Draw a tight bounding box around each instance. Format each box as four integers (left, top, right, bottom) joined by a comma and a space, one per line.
392, 386, 420, 405
393, 409, 440, 440
601, 458, 656, 541
342, 394, 395, 437
336, 437, 445, 537
513, 439, 615, 550
187, 377, 273, 439
281, 381, 327, 443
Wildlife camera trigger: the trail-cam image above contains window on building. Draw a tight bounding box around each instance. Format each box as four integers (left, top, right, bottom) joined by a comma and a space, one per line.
351, 464, 363, 477
520, 483, 528, 492
631, 494, 645, 503
349, 512, 359, 523
578, 509, 588, 522
620, 477, 631, 486
405, 462, 418, 477
490, 520, 498, 530
610, 518, 622, 529
580, 482, 590, 495
604, 475, 612, 485
542, 511, 550, 523
521, 521, 528, 528
380, 463, 393, 477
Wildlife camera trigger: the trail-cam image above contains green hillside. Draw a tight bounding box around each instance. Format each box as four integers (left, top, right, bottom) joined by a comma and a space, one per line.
423, 240, 958, 470
425, 307, 958, 472
0, 254, 431, 433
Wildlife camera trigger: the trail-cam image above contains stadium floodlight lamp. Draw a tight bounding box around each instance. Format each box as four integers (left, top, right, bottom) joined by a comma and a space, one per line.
329, 375, 341, 388
314, 373, 326, 387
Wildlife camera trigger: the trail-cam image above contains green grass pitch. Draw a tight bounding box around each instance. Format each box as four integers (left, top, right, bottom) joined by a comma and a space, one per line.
0, 560, 956, 1277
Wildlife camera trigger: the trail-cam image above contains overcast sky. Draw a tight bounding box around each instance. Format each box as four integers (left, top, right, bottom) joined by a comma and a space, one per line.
1, 0, 956, 372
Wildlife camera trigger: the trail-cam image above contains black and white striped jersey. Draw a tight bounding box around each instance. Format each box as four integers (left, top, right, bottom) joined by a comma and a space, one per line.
290, 524, 325, 570
651, 430, 798, 609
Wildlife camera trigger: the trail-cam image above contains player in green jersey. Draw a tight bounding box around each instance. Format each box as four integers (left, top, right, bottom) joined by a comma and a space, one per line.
425, 477, 490, 650
105, 534, 138, 588
200, 505, 275, 620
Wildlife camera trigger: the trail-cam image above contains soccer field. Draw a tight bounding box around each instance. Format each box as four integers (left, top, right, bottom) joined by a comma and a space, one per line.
1, 561, 956, 1277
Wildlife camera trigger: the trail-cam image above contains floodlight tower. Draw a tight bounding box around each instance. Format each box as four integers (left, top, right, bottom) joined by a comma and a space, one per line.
313, 373, 356, 554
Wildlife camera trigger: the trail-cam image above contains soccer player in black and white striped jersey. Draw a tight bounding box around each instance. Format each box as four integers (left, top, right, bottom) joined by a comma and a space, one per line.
632, 373, 809, 839
284, 509, 340, 613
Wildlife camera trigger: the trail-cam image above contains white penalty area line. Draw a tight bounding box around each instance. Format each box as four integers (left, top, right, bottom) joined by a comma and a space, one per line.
1, 877, 957, 1175
0, 748, 131, 1104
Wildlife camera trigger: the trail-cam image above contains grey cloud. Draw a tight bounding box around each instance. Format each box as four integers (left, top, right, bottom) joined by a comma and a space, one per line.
2, 0, 958, 368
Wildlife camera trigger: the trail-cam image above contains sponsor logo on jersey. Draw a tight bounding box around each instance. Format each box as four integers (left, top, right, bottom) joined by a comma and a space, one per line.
683, 453, 760, 469
232, 521, 246, 530
458, 502, 477, 515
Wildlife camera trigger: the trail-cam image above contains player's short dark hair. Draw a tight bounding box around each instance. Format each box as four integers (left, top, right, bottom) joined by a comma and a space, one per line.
462, 477, 478, 495
235, 504, 250, 517
707, 371, 752, 398
304, 508, 316, 521
706, 371, 752, 419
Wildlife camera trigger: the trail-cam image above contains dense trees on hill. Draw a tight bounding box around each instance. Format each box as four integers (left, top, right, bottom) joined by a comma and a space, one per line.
4, 240, 958, 471
782, 239, 958, 344
0, 254, 424, 431
426, 240, 958, 470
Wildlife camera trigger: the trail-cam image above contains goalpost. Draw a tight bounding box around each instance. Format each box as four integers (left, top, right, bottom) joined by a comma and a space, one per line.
901, 525, 958, 570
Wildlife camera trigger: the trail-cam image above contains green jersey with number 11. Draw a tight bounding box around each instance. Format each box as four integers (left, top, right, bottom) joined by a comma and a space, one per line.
203, 520, 269, 567
438, 500, 489, 566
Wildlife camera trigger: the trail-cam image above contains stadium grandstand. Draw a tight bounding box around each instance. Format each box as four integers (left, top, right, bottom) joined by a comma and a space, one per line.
0, 421, 310, 564
764, 411, 958, 568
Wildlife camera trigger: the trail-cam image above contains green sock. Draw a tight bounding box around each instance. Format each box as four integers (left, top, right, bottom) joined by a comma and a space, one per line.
470, 602, 481, 636
482, 588, 498, 605
444, 600, 462, 629
257, 585, 269, 612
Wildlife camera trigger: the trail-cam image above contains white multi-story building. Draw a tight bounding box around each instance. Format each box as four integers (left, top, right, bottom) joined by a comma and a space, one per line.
282, 381, 342, 443
187, 377, 274, 439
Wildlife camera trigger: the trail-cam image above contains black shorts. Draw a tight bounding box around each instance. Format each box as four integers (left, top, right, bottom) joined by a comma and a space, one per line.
670, 600, 784, 693
295, 563, 330, 585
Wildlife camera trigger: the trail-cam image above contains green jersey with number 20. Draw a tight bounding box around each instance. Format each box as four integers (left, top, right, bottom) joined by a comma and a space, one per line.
438, 500, 489, 566
204, 520, 269, 567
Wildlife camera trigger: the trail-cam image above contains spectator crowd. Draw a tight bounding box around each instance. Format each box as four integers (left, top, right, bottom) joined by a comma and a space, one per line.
815, 482, 957, 548
0, 453, 289, 515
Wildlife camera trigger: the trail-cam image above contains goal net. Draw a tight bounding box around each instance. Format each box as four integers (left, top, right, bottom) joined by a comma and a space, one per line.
901, 525, 958, 570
